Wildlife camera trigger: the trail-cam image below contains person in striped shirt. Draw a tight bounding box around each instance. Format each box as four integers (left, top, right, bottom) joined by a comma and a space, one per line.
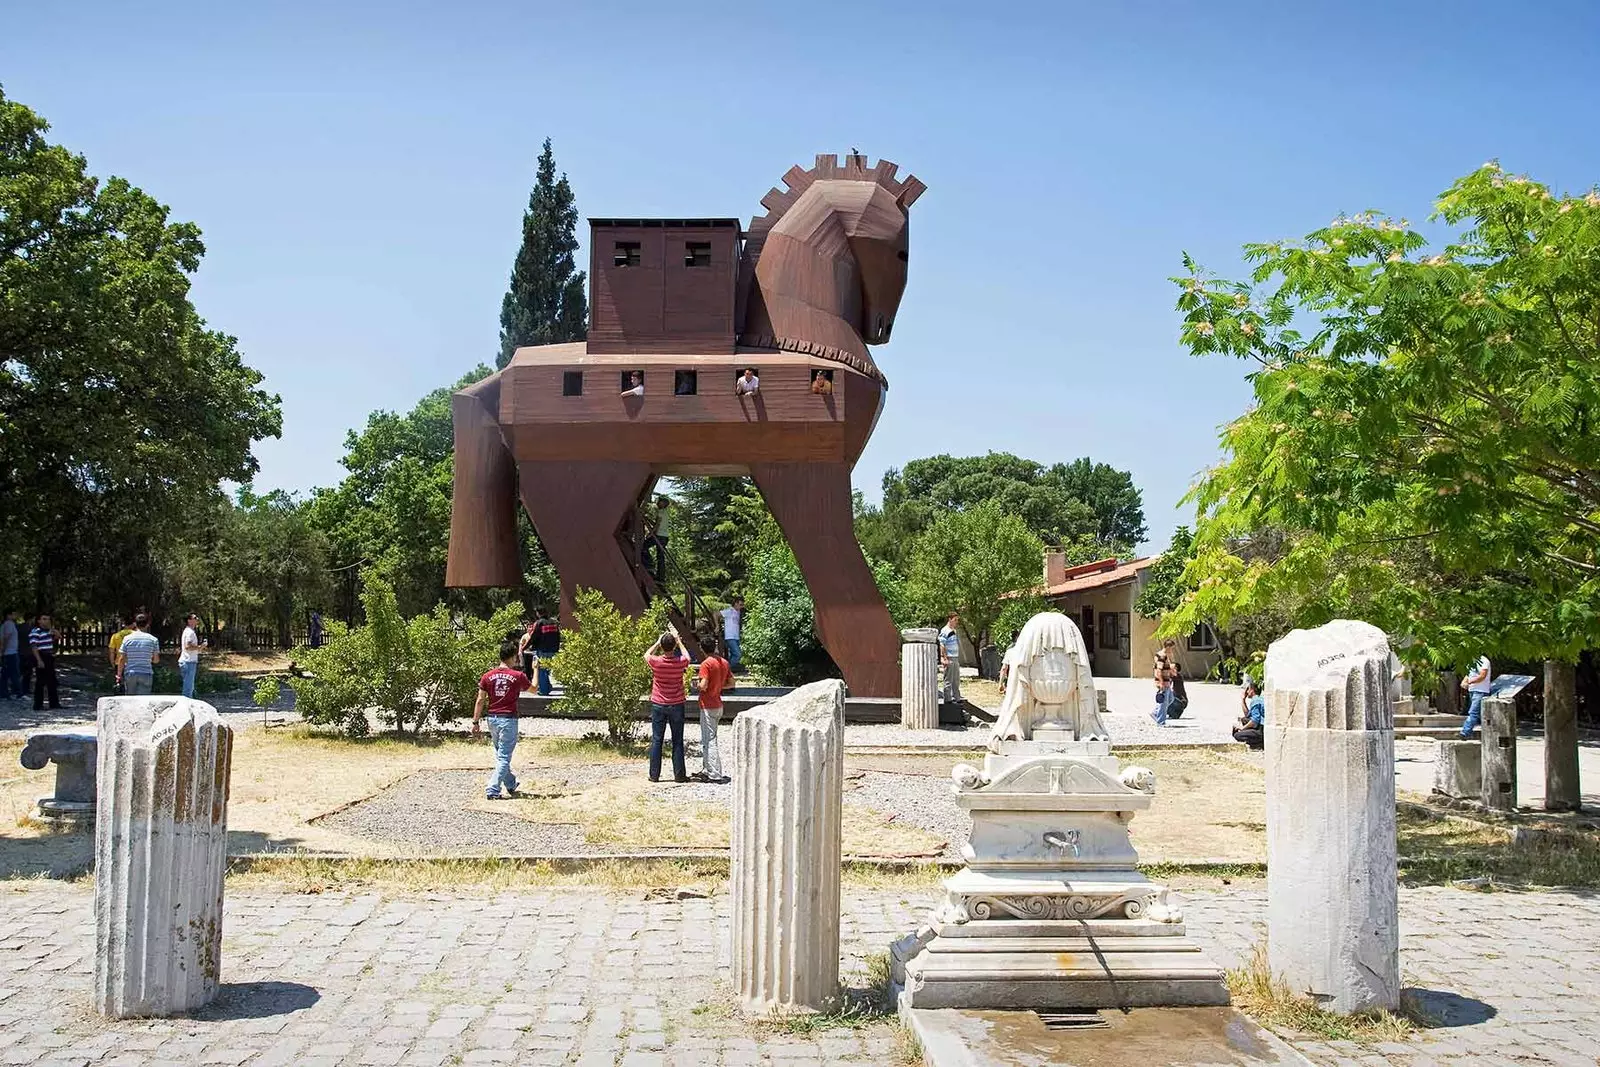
644, 632, 691, 783
116, 614, 161, 696
29, 614, 60, 711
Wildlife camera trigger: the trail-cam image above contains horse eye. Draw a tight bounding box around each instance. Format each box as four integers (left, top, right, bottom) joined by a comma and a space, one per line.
897, 250, 909, 261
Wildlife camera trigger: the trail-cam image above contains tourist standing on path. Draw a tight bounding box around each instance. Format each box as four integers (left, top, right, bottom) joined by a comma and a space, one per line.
107, 617, 132, 669
308, 610, 324, 649
472, 640, 531, 800
645, 632, 691, 783
178, 614, 206, 698
721, 596, 743, 673
1233, 682, 1265, 749
29, 613, 60, 711
1150, 638, 1179, 726
116, 614, 160, 696
939, 613, 962, 704
694, 639, 732, 783
533, 608, 560, 695
1460, 655, 1493, 738
0, 609, 21, 701
518, 620, 538, 680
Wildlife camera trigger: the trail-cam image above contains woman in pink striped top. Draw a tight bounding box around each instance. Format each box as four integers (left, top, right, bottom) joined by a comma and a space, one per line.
645, 632, 691, 783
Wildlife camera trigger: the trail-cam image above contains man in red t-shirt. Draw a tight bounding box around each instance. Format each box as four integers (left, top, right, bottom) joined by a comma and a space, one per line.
644, 632, 691, 783
694, 640, 732, 783
474, 640, 531, 799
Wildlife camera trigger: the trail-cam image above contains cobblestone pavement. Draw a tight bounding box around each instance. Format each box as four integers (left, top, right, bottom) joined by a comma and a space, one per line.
1, 880, 1596, 1065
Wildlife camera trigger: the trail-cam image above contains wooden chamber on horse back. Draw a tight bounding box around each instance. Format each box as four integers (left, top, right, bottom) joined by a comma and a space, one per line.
447, 153, 926, 698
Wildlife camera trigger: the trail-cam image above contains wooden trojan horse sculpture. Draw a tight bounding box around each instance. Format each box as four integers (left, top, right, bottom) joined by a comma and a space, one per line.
446, 153, 925, 697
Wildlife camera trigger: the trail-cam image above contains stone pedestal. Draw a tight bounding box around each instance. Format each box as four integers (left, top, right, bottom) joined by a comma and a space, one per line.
20, 729, 97, 824
1481, 696, 1518, 813
1263, 620, 1399, 1015
900, 628, 939, 730
731, 680, 844, 1013
1433, 740, 1482, 799
95, 697, 234, 1019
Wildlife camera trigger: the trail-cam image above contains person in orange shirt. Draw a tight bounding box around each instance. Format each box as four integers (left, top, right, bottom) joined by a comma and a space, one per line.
694, 639, 732, 783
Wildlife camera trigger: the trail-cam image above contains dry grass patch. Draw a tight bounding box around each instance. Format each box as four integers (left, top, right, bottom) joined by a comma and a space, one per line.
471, 776, 946, 858
226, 854, 728, 894
1398, 809, 1600, 888
1227, 943, 1424, 1044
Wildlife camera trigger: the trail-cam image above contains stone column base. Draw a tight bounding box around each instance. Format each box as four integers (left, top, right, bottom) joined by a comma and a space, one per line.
891, 914, 1228, 1009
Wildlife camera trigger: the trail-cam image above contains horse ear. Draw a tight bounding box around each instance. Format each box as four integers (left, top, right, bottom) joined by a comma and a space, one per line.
896, 176, 927, 208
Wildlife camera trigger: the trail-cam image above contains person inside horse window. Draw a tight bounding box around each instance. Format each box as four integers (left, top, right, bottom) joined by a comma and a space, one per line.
621, 370, 644, 397
810, 369, 833, 395
734, 367, 759, 396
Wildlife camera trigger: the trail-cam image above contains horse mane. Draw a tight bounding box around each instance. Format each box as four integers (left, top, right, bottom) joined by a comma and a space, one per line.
734, 153, 925, 341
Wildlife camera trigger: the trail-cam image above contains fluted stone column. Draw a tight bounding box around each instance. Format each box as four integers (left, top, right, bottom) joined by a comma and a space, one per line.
731, 679, 844, 1013
96, 697, 234, 1019
1264, 620, 1398, 1015
900, 628, 939, 729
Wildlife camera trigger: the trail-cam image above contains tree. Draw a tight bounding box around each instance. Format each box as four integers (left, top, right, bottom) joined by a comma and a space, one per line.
549, 587, 666, 746
0, 86, 281, 616
904, 502, 1046, 650
860, 453, 1145, 569
309, 366, 557, 618
497, 138, 587, 368
1170, 162, 1600, 801
1133, 526, 1195, 618
281, 570, 521, 736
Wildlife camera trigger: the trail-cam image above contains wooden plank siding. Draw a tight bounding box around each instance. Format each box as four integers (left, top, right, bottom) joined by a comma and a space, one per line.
587, 220, 739, 354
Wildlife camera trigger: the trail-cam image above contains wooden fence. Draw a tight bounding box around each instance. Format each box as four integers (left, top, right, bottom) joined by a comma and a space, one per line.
52, 625, 307, 655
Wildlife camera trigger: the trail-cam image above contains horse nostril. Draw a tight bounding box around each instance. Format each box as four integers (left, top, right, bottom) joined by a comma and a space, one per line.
883, 320, 892, 339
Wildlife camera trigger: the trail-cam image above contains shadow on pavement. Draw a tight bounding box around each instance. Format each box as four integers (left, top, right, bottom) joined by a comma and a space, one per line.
194, 981, 321, 1020
1406, 987, 1497, 1027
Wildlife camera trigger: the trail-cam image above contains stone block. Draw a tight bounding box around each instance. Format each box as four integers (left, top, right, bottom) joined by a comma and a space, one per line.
1433, 740, 1482, 800
95, 696, 234, 1018
731, 680, 844, 1013
1263, 619, 1399, 1015
1481, 696, 1517, 813
20, 728, 97, 822
900, 629, 939, 730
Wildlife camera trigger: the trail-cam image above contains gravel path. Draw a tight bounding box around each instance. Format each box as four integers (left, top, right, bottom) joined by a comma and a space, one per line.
845, 769, 969, 860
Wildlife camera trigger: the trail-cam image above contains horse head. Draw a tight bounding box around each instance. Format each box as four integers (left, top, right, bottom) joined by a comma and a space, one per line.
737, 154, 925, 383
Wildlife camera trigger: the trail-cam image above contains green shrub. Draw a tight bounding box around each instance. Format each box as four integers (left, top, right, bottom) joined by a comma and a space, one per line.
283, 570, 521, 735
549, 587, 665, 746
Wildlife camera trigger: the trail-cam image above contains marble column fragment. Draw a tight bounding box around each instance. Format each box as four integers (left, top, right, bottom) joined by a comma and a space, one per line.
95, 697, 234, 1019
1480, 696, 1518, 814
1263, 620, 1399, 1015
731, 679, 844, 1013
900, 628, 939, 729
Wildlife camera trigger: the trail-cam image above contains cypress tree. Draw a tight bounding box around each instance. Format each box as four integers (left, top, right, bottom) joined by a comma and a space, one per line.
497, 139, 587, 368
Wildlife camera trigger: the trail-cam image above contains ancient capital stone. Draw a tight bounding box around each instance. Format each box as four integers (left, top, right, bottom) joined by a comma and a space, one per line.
990, 611, 1107, 750
95, 697, 234, 1019
1263, 619, 1399, 1014
21, 728, 97, 820
731, 679, 844, 1013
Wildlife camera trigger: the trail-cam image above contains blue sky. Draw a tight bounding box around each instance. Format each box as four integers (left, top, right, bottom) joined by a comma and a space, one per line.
6, 1, 1600, 553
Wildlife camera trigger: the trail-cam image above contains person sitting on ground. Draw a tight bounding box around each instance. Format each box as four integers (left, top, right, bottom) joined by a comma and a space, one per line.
734, 367, 760, 396
644, 632, 692, 784
693, 639, 732, 784
1232, 681, 1265, 749
621, 370, 644, 397
116, 614, 161, 696
473, 640, 532, 800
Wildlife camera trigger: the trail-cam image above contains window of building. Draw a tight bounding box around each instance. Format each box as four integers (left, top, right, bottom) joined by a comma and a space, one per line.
674, 370, 698, 396
562, 371, 583, 396
684, 241, 712, 267
613, 242, 641, 267
1186, 622, 1219, 652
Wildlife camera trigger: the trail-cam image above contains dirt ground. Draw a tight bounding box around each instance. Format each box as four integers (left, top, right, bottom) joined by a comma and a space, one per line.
2, 724, 1268, 875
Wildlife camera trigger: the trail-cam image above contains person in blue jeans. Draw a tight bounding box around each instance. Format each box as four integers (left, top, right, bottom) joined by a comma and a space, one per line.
534, 609, 561, 695
1460, 656, 1492, 737
1150, 639, 1178, 726
1233, 682, 1265, 749
178, 613, 206, 698
645, 632, 691, 783
472, 641, 531, 799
